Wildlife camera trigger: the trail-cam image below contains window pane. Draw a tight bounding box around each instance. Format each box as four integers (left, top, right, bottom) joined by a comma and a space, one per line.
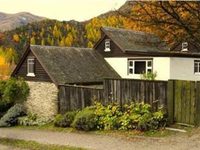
105, 39, 110, 49
28, 59, 35, 74
135, 61, 146, 74
194, 62, 199, 73
198, 64, 200, 73
147, 61, 152, 67
129, 68, 133, 74
29, 64, 34, 73
129, 61, 133, 67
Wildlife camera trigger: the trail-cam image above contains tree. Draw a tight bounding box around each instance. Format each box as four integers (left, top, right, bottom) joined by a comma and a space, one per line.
41, 39, 45, 46
12, 34, 20, 43
65, 33, 73, 46
0, 33, 4, 45
30, 37, 36, 45
85, 16, 126, 47
59, 37, 65, 46
119, 1, 200, 49
0, 47, 17, 78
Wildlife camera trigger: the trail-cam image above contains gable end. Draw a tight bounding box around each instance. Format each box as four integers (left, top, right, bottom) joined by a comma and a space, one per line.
12, 47, 53, 83
94, 34, 125, 57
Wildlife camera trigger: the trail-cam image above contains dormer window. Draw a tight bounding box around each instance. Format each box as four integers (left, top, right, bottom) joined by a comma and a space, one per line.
27, 58, 35, 77
104, 39, 111, 52
181, 42, 188, 52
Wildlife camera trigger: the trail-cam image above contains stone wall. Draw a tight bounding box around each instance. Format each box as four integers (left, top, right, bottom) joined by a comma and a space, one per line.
25, 81, 58, 118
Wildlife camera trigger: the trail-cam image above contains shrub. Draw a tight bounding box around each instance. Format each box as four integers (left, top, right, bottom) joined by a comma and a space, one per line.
0, 78, 29, 116
2, 78, 29, 104
18, 113, 53, 126
141, 72, 157, 80
0, 80, 6, 99
72, 107, 97, 131
0, 104, 26, 127
54, 114, 65, 127
94, 102, 122, 130
0, 101, 12, 115
54, 111, 77, 127
94, 102, 166, 131
0, 80, 11, 114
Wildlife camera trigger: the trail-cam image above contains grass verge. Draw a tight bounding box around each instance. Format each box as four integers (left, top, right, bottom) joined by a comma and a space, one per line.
14, 124, 177, 138
0, 138, 85, 150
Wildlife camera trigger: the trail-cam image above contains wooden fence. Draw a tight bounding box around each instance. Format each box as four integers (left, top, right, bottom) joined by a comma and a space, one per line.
58, 85, 103, 114
103, 79, 168, 110
168, 80, 200, 125
58, 79, 168, 113
58, 79, 200, 126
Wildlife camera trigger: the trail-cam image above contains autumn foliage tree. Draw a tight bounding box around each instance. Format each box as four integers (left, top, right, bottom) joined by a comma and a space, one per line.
0, 47, 17, 79
119, 1, 200, 49
85, 16, 127, 47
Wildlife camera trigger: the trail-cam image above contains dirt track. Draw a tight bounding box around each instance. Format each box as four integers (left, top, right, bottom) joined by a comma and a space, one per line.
0, 128, 200, 150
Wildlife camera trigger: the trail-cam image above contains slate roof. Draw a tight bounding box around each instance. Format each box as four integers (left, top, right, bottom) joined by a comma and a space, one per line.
101, 27, 169, 52
30, 45, 120, 85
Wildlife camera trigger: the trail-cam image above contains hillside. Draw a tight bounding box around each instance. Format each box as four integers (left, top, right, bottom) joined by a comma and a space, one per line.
0, 1, 139, 58
0, 12, 45, 32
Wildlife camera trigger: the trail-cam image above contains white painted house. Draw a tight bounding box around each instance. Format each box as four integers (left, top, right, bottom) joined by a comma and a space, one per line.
95, 27, 200, 81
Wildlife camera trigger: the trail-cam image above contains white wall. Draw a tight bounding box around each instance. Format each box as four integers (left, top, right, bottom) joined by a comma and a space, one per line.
105, 58, 132, 79
153, 57, 170, 80
105, 57, 171, 80
105, 57, 200, 81
170, 57, 200, 81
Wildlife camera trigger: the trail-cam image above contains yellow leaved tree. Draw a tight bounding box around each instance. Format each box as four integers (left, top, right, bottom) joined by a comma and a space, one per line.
0, 47, 17, 80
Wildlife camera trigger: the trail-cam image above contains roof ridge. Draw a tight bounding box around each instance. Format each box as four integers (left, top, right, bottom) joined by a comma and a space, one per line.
102, 26, 154, 36
30, 45, 93, 50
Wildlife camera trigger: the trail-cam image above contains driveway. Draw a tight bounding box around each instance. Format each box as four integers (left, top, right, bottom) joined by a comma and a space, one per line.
0, 128, 200, 150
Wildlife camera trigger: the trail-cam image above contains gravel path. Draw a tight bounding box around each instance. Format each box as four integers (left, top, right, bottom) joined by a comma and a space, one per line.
0, 128, 200, 150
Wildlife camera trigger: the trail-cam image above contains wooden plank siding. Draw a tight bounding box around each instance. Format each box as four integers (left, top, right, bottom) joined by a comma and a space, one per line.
15, 51, 52, 82
95, 35, 126, 58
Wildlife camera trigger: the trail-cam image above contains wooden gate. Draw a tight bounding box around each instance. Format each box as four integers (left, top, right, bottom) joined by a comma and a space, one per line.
168, 80, 200, 125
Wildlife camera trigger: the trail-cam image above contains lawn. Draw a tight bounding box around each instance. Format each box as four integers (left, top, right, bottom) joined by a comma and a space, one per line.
0, 138, 85, 150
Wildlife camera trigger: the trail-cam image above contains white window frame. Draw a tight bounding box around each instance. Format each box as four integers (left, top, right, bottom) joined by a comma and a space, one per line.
104, 39, 111, 52
128, 59, 153, 75
27, 58, 35, 77
182, 42, 188, 52
194, 60, 200, 75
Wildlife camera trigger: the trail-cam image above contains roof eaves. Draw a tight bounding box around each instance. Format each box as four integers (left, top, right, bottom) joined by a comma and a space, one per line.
11, 45, 31, 77
125, 49, 200, 57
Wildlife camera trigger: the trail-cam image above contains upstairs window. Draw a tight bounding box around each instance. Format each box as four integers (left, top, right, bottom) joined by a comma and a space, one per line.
104, 39, 111, 52
181, 42, 188, 52
194, 60, 200, 74
27, 58, 35, 77
128, 59, 152, 75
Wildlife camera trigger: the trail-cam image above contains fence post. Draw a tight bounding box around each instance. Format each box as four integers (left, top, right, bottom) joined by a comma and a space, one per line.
167, 80, 174, 124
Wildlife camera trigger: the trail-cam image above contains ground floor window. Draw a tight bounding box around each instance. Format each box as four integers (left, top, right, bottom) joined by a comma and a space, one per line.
128, 59, 152, 75
194, 60, 200, 74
